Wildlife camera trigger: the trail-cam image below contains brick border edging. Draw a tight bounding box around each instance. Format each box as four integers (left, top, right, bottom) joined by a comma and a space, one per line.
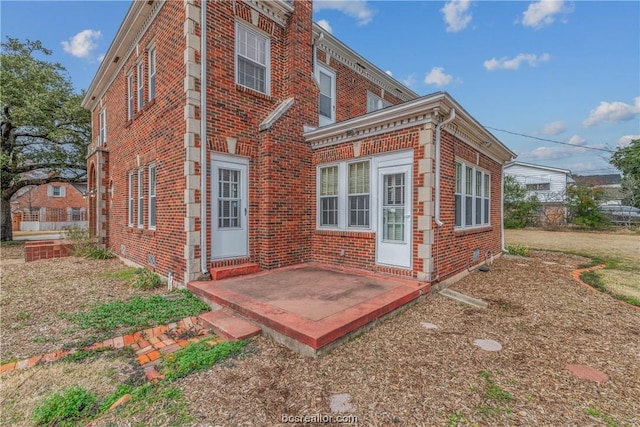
571, 264, 640, 311
0, 316, 220, 381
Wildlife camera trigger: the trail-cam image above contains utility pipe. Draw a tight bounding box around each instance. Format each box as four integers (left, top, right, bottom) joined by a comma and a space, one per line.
434, 108, 456, 227
200, 0, 208, 274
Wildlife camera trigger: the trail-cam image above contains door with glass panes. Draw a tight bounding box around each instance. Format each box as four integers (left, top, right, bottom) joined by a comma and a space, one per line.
211, 156, 248, 259
376, 164, 412, 268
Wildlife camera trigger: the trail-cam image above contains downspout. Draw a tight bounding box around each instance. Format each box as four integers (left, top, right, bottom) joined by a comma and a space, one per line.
200, 0, 208, 274
434, 108, 456, 226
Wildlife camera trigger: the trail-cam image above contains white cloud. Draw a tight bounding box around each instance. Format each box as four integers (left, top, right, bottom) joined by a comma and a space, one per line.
314, 0, 373, 25
538, 120, 566, 135
483, 53, 550, 70
97, 53, 106, 63
521, 0, 572, 29
317, 19, 333, 33
582, 97, 640, 127
618, 135, 640, 148
385, 70, 393, 77
61, 29, 102, 58
441, 0, 472, 33
568, 134, 587, 146
424, 67, 454, 87
402, 74, 417, 89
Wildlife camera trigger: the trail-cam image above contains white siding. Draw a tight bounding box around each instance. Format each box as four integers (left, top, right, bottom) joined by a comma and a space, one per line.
504, 163, 568, 203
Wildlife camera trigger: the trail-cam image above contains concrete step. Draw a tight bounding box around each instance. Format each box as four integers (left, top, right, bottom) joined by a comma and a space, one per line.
198, 309, 261, 341
209, 263, 259, 280
439, 288, 488, 309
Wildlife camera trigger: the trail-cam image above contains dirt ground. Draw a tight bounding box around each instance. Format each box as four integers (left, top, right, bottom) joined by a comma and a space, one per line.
505, 228, 640, 263
2, 241, 639, 426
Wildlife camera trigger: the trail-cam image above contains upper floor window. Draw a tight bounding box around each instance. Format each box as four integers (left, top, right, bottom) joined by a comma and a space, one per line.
526, 182, 550, 191
235, 22, 270, 94
127, 72, 134, 120
148, 47, 156, 100
454, 161, 490, 229
316, 64, 336, 126
137, 61, 144, 111
49, 185, 64, 197
367, 91, 391, 113
99, 108, 106, 145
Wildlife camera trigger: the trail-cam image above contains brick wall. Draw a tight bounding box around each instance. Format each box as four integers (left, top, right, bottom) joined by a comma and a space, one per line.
12, 183, 86, 213
89, 0, 187, 281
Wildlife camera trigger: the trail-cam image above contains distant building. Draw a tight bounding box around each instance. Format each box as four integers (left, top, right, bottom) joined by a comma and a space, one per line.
572, 174, 622, 205
504, 161, 572, 225
10, 182, 88, 231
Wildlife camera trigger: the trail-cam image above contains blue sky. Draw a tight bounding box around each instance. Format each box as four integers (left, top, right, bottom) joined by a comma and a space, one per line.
2, 0, 639, 175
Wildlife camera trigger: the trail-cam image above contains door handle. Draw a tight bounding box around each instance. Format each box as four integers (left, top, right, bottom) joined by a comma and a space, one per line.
244, 208, 247, 216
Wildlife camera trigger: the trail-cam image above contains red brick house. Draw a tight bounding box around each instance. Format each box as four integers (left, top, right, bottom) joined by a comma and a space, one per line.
11, 182, 87, 231
82, 0, 515, 287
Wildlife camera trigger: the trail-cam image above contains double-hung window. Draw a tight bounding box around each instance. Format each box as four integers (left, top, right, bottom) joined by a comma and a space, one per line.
148, 164, 156, 229
235, 22, 270, 94
319, 166, 338, 227
128, 172, 134, 227
366, 91, 391, 113
137, 61, 144, 111
137, 169, 144, 228
127, 73, 134, 120
148, 47, 156, 100
99, 108, 106, 145
348, 162, 370, 227
317, 160, 371, 229
454, 161, 490, 229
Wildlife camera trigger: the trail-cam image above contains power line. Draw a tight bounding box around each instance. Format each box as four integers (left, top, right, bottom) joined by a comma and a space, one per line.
485, 126, 615, 153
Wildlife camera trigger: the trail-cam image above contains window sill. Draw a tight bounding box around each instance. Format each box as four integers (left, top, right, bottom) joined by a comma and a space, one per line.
145, 98, 157, 110
315, 229, 375, 239
125, 119, 133, 128
134, 110, 144, 120
454, 225, 493, 237
236, 84, 273, 102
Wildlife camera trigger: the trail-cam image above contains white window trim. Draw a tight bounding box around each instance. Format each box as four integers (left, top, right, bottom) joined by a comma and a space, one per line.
317, 159, 372, 231
454, 160, 491, 230
127, 72, 134, 120
367, 91, 391, 113
137, 61, 144, 111
137, 169, 144, 228
148, 46, 156, 100
316, 63, 336, 126
128, 172, 134, 227
148, 163, 156, 230
98, 108, 106, 145
235, 21, 271, 95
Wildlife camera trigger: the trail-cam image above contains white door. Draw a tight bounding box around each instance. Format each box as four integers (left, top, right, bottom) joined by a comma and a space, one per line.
376, 164, 412, 268
211, 156, 248, 259
317, 64, 335, 127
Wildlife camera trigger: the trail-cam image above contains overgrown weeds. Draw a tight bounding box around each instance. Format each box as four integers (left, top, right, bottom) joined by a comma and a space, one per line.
132, 268, 162, 290
161, 340, 249, 381
64, 226, 111, 259
59, 289, 209, 333
505, 244, 529, 257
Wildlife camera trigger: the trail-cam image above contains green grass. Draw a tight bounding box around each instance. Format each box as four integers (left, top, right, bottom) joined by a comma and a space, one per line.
581, 270, 640, 307
59, 289, 209, 333
101, 267, 138, 282
0, 240, 24, 246
33, 386, 98, 426
161, 340, 249, 381
585, 407, 619, 427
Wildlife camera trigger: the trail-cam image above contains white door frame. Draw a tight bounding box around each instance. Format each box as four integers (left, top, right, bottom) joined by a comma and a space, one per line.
211, 154, 249, 259
376, 162, 412, 268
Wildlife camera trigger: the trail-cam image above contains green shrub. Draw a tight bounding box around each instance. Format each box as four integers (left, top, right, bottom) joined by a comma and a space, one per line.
33, 386, 97, 426
503, 176, 541, 229
567, 184, 609, 229
86, 246, 112, 259
64, 226, 111, 258
132, 268, 163, 290
505, 244, 529, 257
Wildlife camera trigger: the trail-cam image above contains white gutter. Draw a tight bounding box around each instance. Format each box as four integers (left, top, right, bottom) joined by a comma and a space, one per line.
200, 1, 208, 274
501, 164, 507, 252
434, 108, 456, 226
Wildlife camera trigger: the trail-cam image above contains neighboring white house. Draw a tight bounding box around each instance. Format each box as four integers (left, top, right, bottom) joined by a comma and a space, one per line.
504, 161, 572, 225
504, 161, 571, 203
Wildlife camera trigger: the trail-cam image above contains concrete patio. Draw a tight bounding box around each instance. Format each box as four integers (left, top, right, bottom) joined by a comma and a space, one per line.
188, 263, 431, 356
